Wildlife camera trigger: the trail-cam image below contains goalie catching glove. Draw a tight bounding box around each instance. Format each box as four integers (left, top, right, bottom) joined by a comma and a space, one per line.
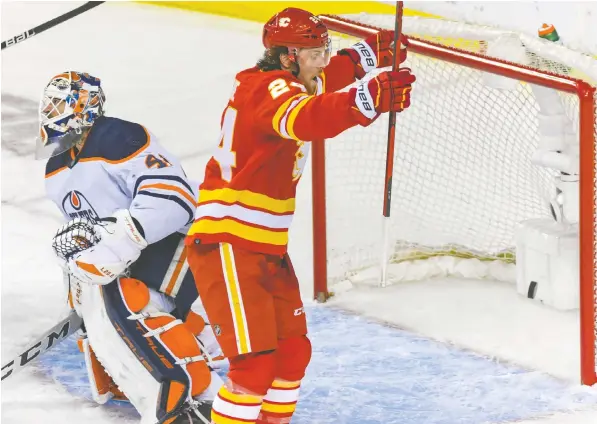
339, 30, 408, 79
351, 68, 416, 125
52, 209, 147, 284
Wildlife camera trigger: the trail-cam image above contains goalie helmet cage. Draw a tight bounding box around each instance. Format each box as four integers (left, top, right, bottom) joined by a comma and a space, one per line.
311, 14, 597, 385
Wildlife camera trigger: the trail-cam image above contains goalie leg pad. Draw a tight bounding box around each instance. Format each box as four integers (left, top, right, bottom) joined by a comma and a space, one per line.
78, 337, 128, 404
76, 280, 166, 421
184, 310, 206, 336
106, 278, 212, 394
142, 314, 212, 397
78, 277, 212, 423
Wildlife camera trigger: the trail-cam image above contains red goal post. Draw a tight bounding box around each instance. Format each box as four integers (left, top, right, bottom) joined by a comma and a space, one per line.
312, 14, 597, 385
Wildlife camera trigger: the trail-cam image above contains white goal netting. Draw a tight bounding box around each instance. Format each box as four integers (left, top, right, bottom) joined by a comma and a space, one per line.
321, 15, 597, 288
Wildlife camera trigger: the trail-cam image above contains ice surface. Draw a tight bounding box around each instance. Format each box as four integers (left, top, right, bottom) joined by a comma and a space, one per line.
30, 306, 597, 424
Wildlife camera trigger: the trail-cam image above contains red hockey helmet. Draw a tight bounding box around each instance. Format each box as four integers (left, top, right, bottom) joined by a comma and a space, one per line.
262, 7, 330, 52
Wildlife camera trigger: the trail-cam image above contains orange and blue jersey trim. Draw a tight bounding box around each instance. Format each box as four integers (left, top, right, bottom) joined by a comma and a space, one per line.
45, 117, 151, 178
134, 175, 197, 225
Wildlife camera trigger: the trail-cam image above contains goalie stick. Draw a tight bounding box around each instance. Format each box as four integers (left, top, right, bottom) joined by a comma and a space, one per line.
1, 310, 83, 382
1, 2, 105, 50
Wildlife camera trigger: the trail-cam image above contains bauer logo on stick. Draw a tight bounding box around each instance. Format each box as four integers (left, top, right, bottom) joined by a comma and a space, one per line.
2, 2, 105, 51
4, 30, 35, 48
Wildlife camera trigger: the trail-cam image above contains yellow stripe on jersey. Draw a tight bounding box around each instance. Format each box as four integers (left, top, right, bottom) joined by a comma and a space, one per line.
218, 386, 262, 405
198, 188, 295, 214
286, 96, 315, 141
271, 380, 301, 389
219, 243, 251, 355
261, 400, 297, 414
272, 93, 309, 139
190, 219, 288, 246
212, 411, 254, 424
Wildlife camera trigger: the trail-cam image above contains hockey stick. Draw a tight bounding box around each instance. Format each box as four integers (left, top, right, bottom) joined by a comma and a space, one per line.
1, 310, 83, 382
380, 1, 405, 287
1, 2, 105, 50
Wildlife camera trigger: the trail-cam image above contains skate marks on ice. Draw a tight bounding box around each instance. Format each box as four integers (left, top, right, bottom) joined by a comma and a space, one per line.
38, 336, 229, 422
38, 337, 141, 422
37, 306, 597, 424
300, 306, 597, 424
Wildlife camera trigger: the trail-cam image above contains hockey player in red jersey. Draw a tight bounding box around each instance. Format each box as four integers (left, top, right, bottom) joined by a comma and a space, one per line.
185, 8, 415, 423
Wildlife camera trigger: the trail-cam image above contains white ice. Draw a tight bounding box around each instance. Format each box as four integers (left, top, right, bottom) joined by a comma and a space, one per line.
2, 2, 597, 423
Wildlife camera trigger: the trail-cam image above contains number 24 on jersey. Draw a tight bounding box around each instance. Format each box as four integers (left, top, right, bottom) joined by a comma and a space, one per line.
213, 79, 309, 182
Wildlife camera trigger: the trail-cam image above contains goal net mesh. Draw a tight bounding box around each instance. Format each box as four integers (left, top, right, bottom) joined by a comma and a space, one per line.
321, 15, 597, 287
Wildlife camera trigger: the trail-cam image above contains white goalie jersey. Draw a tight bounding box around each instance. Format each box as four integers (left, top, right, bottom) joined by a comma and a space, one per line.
45, 116, 203, 310
45, 115, 197, 245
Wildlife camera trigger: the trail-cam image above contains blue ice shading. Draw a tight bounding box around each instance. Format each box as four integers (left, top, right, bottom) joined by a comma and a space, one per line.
37, 305, 597, 424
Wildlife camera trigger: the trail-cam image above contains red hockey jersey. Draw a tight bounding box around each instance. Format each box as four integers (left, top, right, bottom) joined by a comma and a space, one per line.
186, 55, 364, 255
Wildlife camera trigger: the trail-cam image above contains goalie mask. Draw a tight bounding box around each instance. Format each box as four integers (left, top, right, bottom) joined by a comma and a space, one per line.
36, 71, 105, 159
